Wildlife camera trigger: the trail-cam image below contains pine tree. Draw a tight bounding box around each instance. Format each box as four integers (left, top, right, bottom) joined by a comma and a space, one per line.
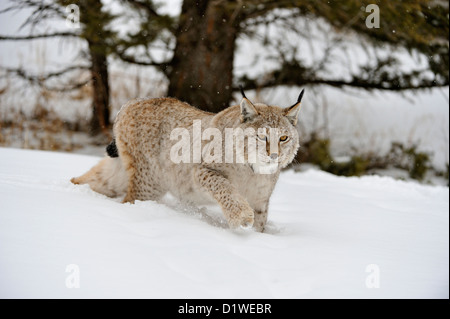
166, 0, 448, 112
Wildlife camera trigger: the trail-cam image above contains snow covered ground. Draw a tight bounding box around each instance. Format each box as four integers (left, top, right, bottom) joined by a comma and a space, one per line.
0, 147, 448, 298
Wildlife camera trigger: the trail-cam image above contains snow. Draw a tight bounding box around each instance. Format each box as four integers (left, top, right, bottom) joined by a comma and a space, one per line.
0, 147, 448, 298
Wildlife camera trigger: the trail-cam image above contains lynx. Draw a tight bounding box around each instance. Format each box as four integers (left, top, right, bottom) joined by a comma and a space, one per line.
71, 89, 304, 232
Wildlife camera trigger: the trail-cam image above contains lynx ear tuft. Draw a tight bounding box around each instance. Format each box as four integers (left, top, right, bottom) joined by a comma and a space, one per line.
240, 97, 258, 122
296, 89, 305, 104
285, 89, 304, 126
239, 86, 258, 122
239, 85, 247, 99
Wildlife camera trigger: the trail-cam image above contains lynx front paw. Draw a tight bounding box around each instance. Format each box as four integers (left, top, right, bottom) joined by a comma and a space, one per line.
227, 206, 254, 230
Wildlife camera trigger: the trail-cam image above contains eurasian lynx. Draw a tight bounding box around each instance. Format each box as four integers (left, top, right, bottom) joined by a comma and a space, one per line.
71, 89, 304, 232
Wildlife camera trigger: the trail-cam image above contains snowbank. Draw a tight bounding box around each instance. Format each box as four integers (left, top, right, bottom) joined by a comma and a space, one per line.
0, 148, 448, 298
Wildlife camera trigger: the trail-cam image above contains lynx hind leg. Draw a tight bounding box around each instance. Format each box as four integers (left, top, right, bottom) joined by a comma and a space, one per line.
118, 147, 138, 203
117, 142, 166, 204
122, 168, 167, 204
71, 157, 127, 197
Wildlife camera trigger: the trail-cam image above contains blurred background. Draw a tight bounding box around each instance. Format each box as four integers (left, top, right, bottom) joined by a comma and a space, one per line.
0, 0, 448, 185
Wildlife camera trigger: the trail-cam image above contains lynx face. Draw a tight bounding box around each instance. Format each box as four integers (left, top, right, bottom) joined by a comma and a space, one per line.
238, 88, 303, 175
239, 103, 300, 174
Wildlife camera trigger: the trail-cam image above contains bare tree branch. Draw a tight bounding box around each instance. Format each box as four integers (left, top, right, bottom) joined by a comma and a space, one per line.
238, 53, 448, 92
0, 5, 20, 15
119, 0, 160, 18
0, 32, 79, 41
239, 74, 448, 93
0, 0, 67, 31
114, 50, 169, 73
1, 64, 90, 82
0, 64, 92, 92
44, 79, 92, 92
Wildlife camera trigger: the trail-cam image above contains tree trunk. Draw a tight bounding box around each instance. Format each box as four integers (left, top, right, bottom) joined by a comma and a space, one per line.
89, 44, 110, 135
167, 0, 239, 113
78, 0, 111, 136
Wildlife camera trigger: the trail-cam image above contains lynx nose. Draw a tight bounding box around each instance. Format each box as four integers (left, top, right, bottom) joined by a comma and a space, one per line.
270, 153, 278, 160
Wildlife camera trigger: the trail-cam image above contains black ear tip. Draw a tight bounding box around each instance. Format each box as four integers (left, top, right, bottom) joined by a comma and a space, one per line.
297, 89, 305, 103
239, 85, 247, 99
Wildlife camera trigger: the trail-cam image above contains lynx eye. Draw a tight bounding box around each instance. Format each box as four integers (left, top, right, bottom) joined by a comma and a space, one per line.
279, 135, 289, 142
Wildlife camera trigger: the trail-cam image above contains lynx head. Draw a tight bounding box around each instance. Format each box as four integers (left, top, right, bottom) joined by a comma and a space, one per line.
237, 87, 304, 174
